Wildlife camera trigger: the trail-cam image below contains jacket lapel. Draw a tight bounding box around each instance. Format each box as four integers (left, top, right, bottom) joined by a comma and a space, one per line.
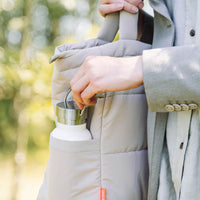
149, 0, 171, 21
149, 0, 175, 48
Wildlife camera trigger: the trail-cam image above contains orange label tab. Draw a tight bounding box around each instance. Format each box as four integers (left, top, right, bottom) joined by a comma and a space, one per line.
100, 188, 106, 200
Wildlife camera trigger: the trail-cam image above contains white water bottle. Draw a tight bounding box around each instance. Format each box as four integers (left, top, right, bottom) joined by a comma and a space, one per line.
51, 101, 92, 141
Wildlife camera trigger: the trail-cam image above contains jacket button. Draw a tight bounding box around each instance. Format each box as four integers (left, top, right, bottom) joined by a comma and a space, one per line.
173, 104, 181, 112
180, 142, 184, 149
180, 104, 189, 111
190, 29, 195, 37
165, 105, 174, 112
189, 103, 198, 110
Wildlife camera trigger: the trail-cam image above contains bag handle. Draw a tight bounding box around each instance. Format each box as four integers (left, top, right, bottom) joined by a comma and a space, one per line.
98, 11, 138, 42
97, 12, 120, 42
119, 11, 138, 40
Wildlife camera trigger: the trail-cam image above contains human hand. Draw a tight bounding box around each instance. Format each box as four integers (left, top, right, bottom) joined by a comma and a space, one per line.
70, 55, 143, 109
99, 0, 144, 17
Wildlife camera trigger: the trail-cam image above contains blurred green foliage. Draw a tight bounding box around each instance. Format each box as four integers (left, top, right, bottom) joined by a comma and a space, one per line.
0, 1, 153, 199
0, 0, 101, 155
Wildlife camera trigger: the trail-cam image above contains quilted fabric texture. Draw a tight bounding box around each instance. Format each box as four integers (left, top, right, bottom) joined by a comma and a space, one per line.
38, 11, 152, 200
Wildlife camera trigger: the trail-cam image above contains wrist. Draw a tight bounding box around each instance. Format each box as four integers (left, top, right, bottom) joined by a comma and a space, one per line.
136, 56, 143, 86
118, 56, 143, 90
127, 56, 143, 88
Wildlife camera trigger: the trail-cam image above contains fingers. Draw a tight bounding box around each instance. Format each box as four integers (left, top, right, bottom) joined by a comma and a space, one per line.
99, 2, 124, 17
70, 57, 98, 109
70, 62, 87, 87
73, 98, 85, 110
81, 83, 99, 106
71, 75, 88, 103
99, 0, 144, 17
126, 0, 144, 8
124, 0, 144, 13
70, 65, 86, 109
71, 78, 98, 109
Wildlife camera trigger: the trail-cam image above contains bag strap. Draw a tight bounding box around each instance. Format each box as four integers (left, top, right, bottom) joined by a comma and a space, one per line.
119, 11, 138, 40
97, 10, 138, 42
97, 12, 119, 42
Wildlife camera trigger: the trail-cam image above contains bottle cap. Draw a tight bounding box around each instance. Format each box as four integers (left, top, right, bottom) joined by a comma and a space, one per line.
56, 101, 88, 125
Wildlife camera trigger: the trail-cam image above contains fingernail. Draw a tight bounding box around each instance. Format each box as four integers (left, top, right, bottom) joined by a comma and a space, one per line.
138, 2, 144, 9
132, 7, 138, 12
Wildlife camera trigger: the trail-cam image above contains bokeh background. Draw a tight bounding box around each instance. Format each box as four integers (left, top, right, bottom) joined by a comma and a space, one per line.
0, 0, 152, 199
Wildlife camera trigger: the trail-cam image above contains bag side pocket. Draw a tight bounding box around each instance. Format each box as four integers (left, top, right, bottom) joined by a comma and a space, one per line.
39, 138, 100, 200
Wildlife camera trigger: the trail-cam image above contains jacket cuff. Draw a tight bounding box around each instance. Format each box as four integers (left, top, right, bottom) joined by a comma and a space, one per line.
142, 48, 170, 112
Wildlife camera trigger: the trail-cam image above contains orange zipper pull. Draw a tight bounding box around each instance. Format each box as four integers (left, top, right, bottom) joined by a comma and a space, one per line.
100, 188, 106, 200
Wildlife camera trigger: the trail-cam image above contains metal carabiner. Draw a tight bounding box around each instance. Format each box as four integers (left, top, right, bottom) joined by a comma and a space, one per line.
64, 87, 87, 117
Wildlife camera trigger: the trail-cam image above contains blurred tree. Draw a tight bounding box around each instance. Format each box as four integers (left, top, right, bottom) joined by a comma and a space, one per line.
0, 0, 100, 199
0, 0, 100, 157
0, 0, 153, 199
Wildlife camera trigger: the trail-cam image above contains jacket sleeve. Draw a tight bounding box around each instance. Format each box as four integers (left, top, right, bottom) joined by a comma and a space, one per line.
142, 44, 200, 112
